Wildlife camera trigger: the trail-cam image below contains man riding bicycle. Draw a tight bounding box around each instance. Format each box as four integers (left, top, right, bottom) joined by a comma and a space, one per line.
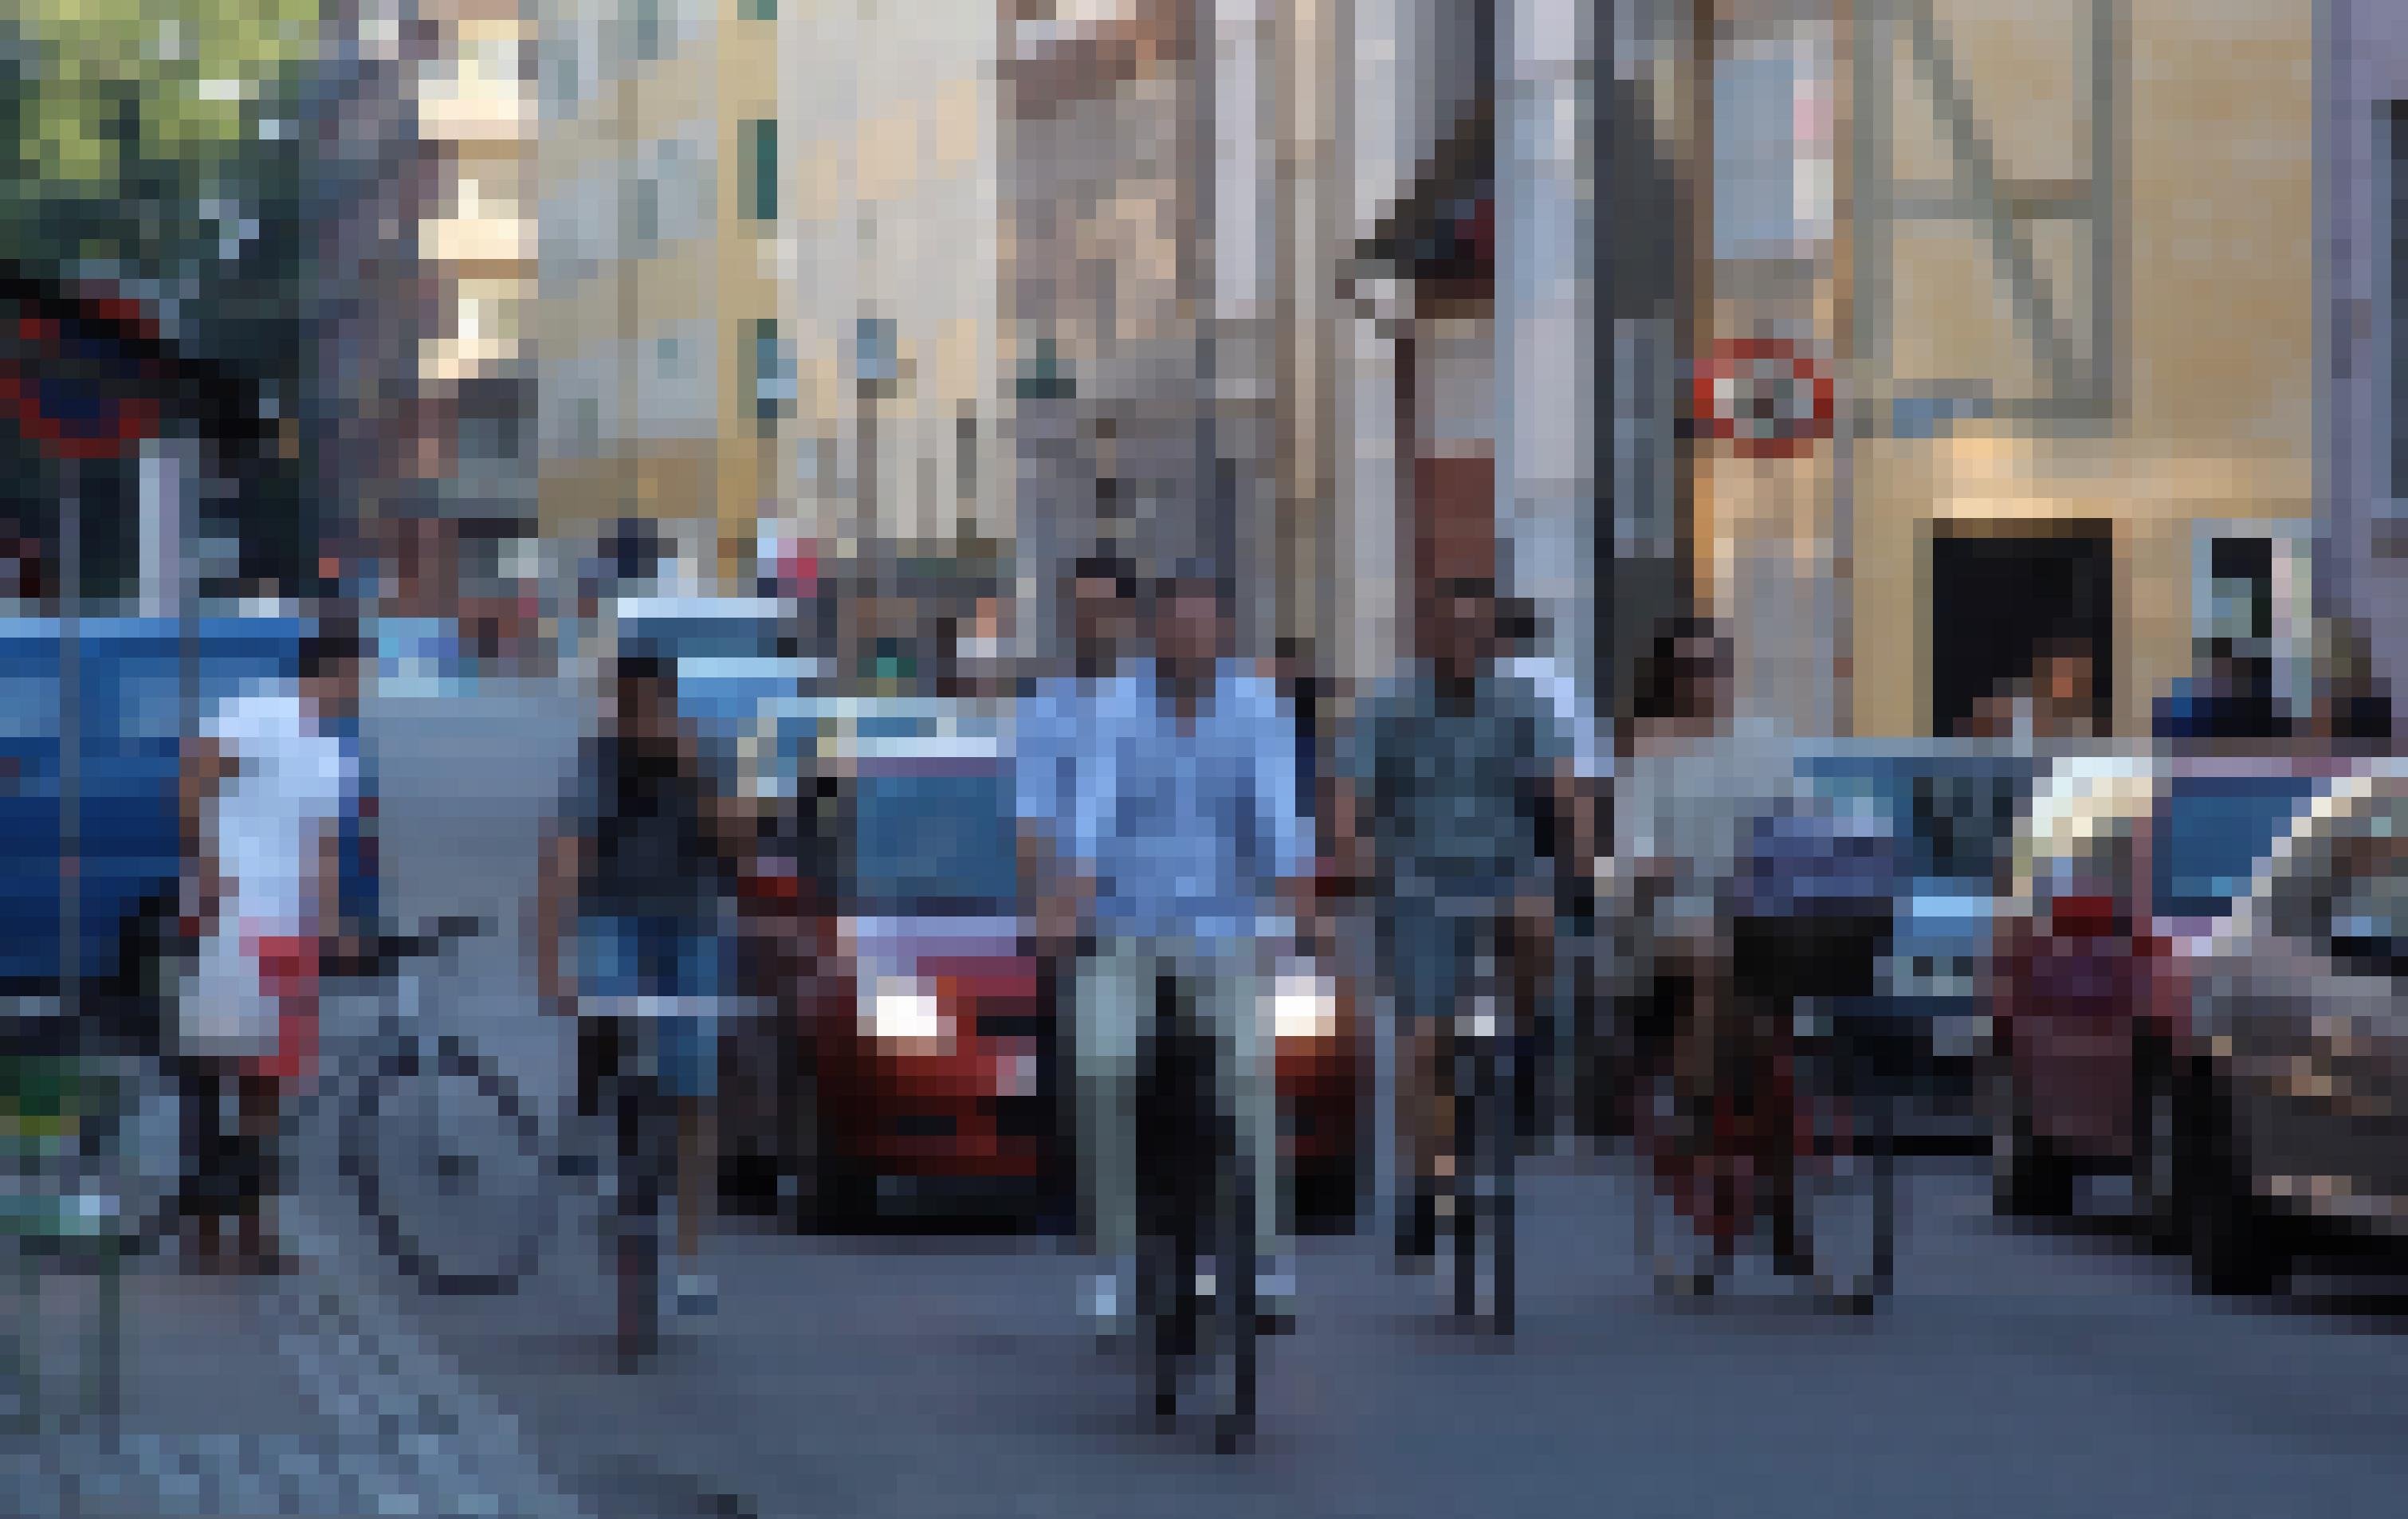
1051, 568, 1318, 1345
1334, 577, 1590, 1273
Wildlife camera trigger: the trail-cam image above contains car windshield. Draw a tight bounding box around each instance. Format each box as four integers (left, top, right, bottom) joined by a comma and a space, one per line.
2151, 775, 2323, 920
851, 765, 1019, 916
1801, 753, 2031, 884
622, 616, 784, 661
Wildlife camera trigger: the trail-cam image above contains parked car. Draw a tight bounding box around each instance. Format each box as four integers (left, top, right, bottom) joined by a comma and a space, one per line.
2156, 768, 2407, 1294
0, 615, 305, 1009
1794, 744, 2039, 1137
1270, 948, 1361, 1215
610, 594, 824, 756
1990, 753, 2345, 1223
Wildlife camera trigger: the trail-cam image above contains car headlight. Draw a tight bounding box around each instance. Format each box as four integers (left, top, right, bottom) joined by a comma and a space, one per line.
860, 976, 945, 1044
1273, 968, 1337, 1042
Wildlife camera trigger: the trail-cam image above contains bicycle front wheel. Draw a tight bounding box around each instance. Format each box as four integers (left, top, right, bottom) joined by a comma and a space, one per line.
344, 1033, 558, 1296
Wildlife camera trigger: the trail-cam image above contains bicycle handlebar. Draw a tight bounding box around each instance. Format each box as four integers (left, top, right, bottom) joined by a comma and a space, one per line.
324, 916, 490, 979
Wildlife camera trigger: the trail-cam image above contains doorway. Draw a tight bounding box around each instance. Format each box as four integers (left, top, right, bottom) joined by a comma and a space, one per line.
1930, 523, 2115, 738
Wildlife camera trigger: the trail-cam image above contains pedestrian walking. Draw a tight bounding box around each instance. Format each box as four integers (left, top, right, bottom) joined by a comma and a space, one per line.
178, 621, 366, 1274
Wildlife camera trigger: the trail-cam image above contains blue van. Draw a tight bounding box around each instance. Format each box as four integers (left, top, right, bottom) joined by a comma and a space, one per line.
0, 615, 305, 1001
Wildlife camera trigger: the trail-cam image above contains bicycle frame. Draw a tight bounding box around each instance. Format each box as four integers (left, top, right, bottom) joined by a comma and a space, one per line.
1133, 968, 1259, 1453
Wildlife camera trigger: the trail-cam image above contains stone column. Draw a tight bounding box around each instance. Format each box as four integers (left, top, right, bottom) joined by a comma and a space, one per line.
1499, 0, 1598, 702
137, 436, 193, 620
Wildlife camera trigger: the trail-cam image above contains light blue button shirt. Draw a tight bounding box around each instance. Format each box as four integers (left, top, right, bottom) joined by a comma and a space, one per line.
1015, 673, 1088, 838
1070, 657, 1311, 944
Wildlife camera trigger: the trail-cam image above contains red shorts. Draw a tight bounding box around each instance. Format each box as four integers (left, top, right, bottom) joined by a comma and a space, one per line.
238, 934, 320, 1085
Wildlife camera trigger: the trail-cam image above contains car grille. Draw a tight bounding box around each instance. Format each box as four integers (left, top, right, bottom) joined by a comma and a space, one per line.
989, 1094, 1051, 1141
975, 1011, 1047, 1040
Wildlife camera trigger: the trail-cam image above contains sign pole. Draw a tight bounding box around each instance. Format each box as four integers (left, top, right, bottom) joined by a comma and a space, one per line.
60, 456, 81, 1026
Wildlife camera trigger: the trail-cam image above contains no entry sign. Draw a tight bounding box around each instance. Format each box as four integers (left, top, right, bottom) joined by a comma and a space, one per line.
1689, 337, 1834, 459
0, 305, 167, 461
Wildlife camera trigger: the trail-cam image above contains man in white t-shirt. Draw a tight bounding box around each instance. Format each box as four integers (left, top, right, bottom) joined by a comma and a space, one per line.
180, 624, 362, 1273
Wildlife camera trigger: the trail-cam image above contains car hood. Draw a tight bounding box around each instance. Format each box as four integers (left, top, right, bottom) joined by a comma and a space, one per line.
843, 915, 1026, 979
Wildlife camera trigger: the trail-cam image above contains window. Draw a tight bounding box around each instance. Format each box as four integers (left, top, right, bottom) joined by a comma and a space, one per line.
1715, 39, 1832, 262
634, 0, 663, 62
741, 0, 776, 18
633, 175, 660, 253
2272, 797, 2408, 979
1015, 335, 1070, 401
956, 410, 978, 503
744, 119, 778, 223
853, 316, 897, 387
750, 319, 794, 434
2150, 777, 2320, 924
475, 36, 524, 84
458, 412, 523, 465
2325, 865, 2406, 980
548, 42, 578, 114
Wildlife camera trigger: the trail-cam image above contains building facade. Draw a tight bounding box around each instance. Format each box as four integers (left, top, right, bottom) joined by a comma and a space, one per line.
536, 0, 780, 590
2323, 0, 2408, 738
783, 0, 1009, 567
1659, 0, 2320, 740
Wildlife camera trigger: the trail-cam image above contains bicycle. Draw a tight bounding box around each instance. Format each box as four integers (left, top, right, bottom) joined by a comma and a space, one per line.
1443, 915, 1519, 1335
325, 917, 570, 1300
1133, 970, 1260, 1455
1629, 912, 1897, 1314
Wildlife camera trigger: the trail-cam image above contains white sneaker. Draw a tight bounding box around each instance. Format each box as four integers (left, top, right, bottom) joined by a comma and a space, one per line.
1082, 1258, 1133, 1343
670, 1271, 718, 1319
1256, 1257, 1298, 1336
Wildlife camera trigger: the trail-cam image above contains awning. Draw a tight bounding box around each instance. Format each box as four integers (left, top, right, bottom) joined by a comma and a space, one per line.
1348, 98, 1495, 292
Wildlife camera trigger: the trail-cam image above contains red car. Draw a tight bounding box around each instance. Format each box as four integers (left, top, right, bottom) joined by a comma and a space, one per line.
805, 725, 1056, 1223
1990, 756, 2341, 1223
775, 705, 1362, 1227
1270, 951, 1362, 1213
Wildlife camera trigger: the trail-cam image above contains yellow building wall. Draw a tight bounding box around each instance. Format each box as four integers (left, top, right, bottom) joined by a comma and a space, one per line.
1842, 0, 2316, 737
536, 8, 782, 589
714, 18, 780, 587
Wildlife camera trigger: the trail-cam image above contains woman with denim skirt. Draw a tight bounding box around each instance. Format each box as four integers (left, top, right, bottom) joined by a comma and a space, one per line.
538, 652, 754, 1362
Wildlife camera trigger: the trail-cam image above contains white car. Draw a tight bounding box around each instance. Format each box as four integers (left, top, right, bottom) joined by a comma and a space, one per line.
2165, 767, 2408, 1293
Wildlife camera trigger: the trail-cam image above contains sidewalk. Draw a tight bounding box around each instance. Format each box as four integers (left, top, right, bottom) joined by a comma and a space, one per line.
0, 1261, 403, 1517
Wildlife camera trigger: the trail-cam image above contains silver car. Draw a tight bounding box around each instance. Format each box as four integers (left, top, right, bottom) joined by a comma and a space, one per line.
2169, 767, 2408, 1294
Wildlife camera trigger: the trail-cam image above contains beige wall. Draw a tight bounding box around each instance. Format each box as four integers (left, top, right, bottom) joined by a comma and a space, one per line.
1838, 0, 2316, 736
536, 1, 784, 590
784, 0, 1004, 555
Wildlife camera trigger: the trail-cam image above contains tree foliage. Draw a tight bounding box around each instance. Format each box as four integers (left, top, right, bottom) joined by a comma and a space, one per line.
6, 1, 320, 190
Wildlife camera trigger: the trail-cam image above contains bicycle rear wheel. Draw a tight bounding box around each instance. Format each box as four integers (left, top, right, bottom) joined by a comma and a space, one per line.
1789, 1022, 1896, 1313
